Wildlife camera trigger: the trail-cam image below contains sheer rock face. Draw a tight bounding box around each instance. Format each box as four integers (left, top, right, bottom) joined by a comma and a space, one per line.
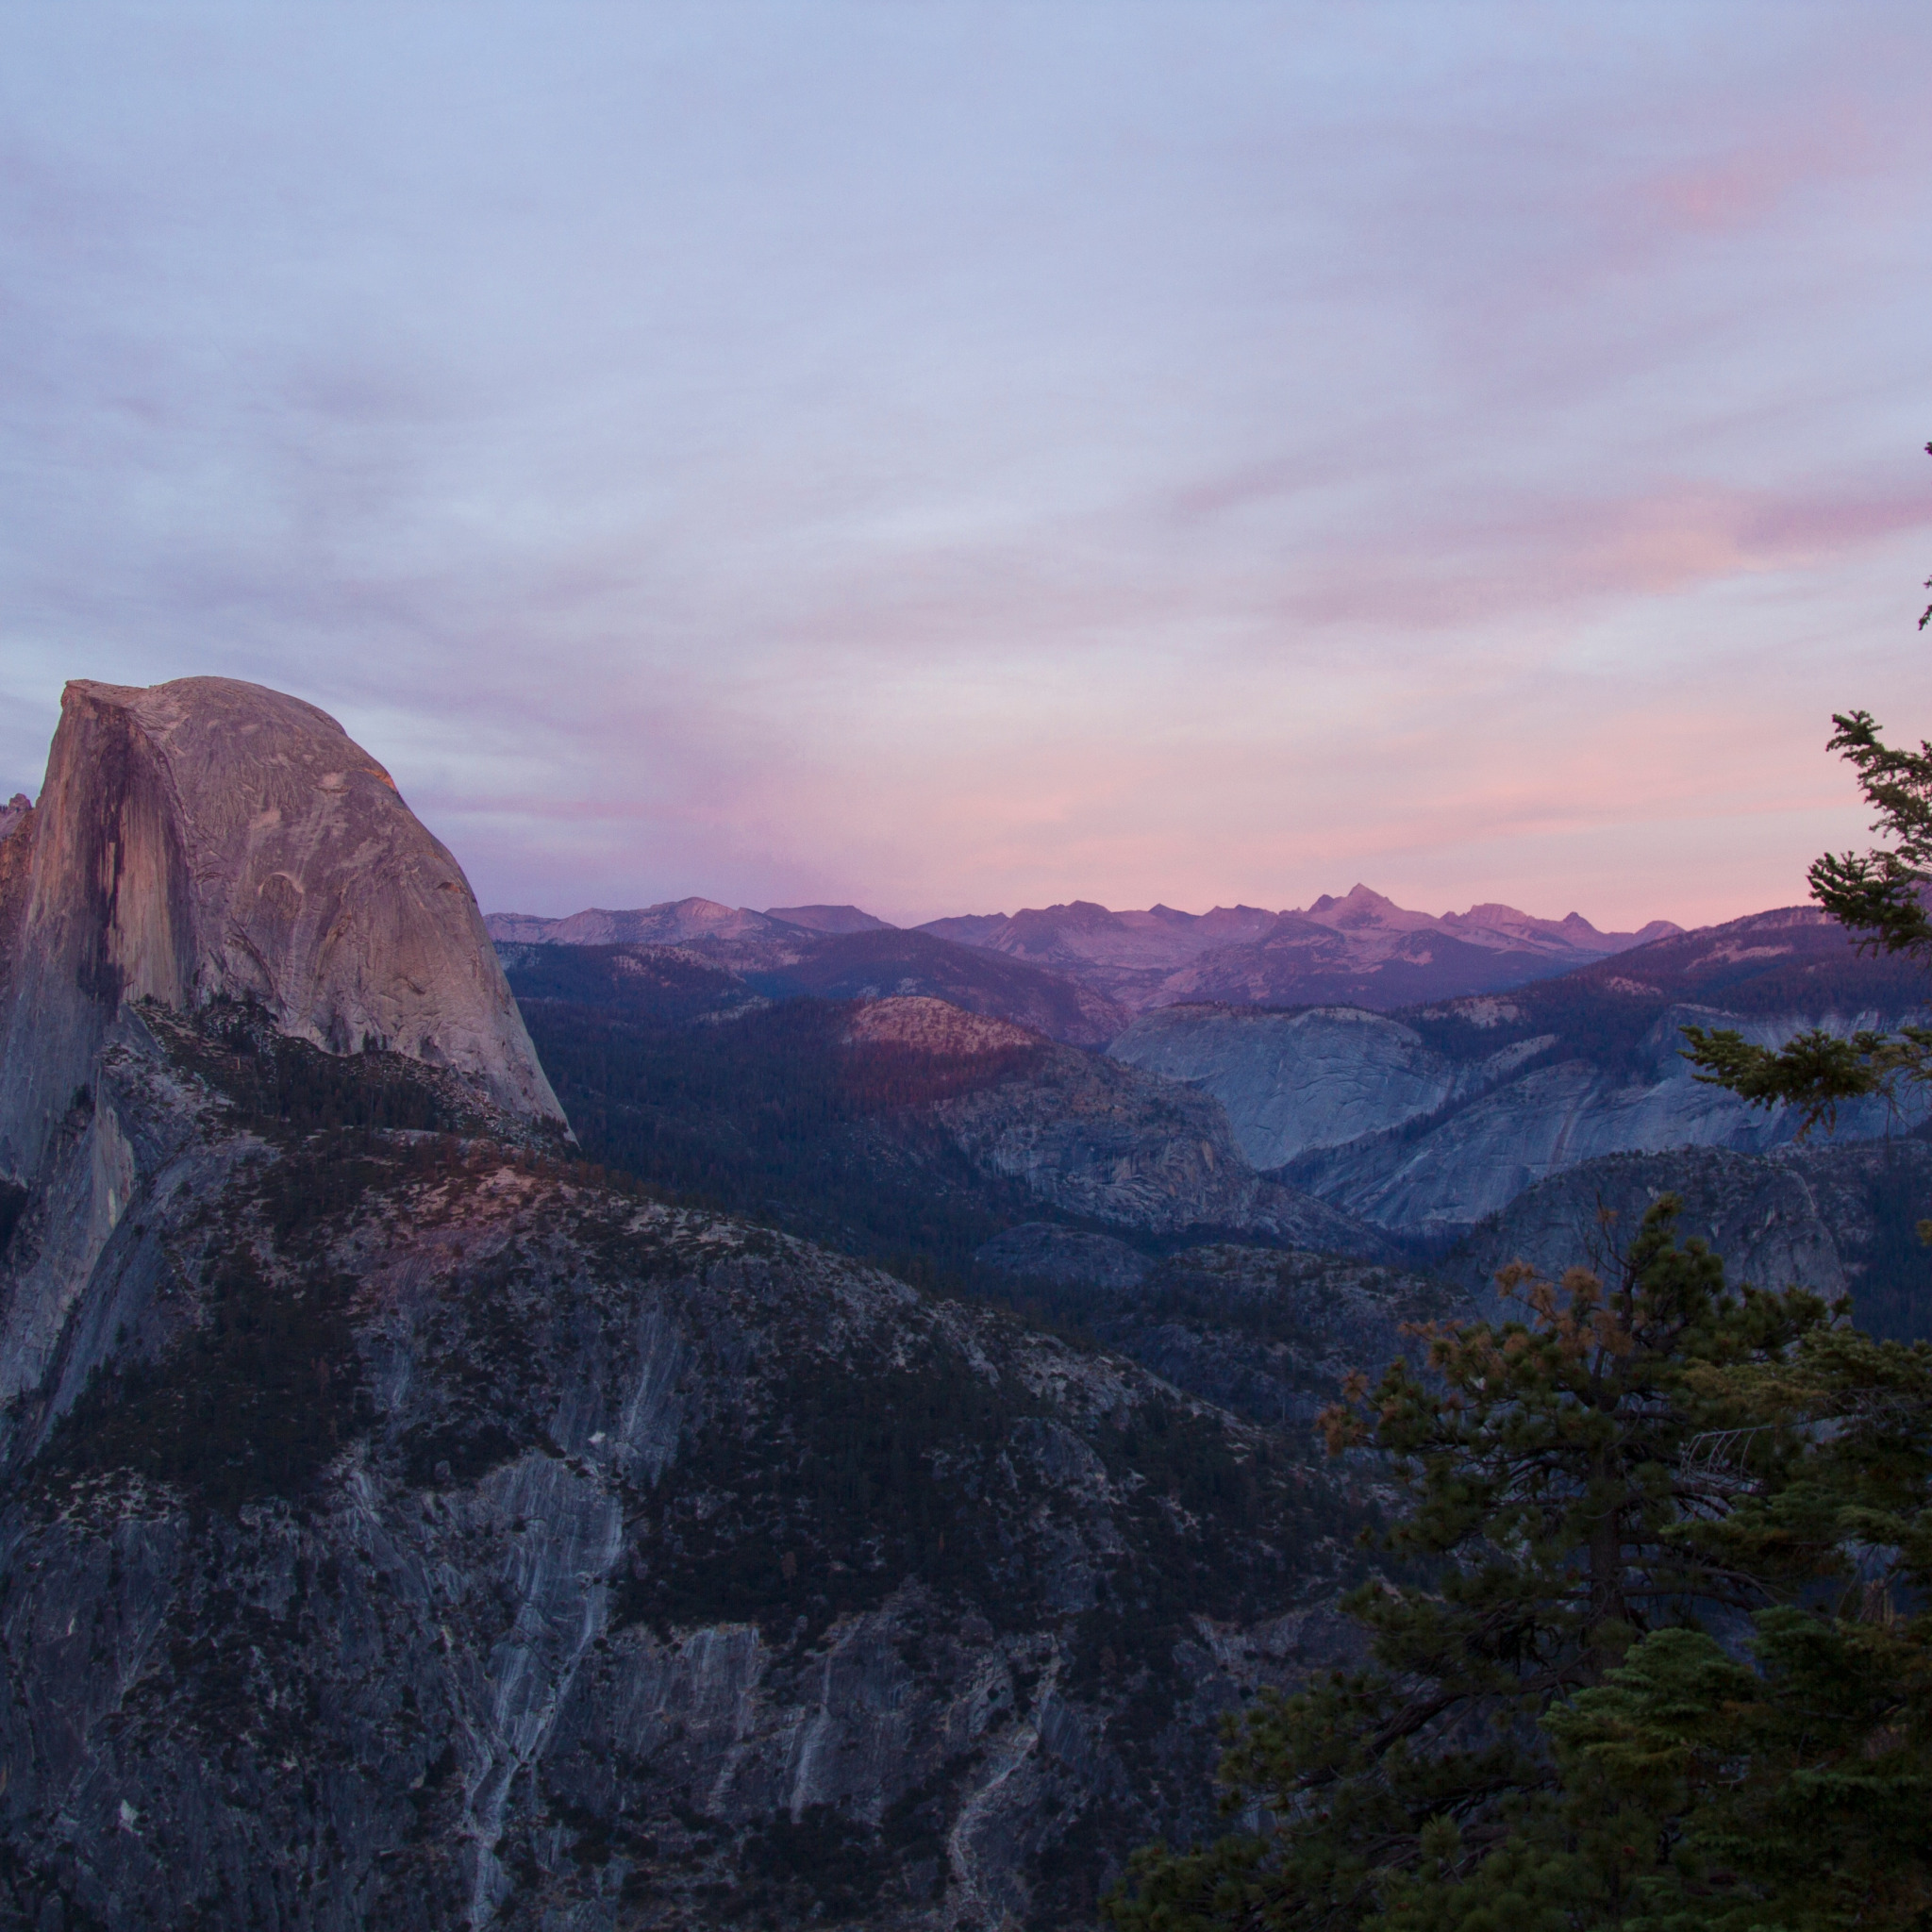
0, 1018, 1362, 1931
1115, 997, 1924, 1237
1109, 1004, 1553, 1170
0, 797, 35, 1025
1443, 1140, 1932, 1341
0, 677, 561, 1180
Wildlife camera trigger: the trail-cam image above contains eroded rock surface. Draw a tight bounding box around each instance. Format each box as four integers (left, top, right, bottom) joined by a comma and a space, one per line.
1108, 1005, 1552, 1168
1280, 1006, 1918, 1235
0, 677, 561, 1184
917, 1036, 1395, 1257
0, 1014, 1366, 1930
1115, 994, 1924, 1237
1445, 1139, 1932, 1339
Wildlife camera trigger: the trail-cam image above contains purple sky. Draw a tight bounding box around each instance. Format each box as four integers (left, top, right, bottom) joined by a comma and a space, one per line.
3, 4, 1928, 929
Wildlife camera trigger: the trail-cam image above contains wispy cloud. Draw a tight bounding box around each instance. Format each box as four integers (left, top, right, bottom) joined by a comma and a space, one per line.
0, 2, 1926, 931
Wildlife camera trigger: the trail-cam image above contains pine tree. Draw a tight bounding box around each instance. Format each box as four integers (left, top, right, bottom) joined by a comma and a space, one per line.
1683, 440, 1932, 1131
1104, 1203, 1835, 1932
1550, 1325, 1932, 1930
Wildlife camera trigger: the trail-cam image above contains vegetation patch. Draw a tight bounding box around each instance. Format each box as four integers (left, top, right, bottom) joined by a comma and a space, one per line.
729, 1805, 889, 1924
615, 1355, 1052, 1638
517, 993, 1074, 1276
0, 1178, 26, 1259
34, 1241, 366, 1515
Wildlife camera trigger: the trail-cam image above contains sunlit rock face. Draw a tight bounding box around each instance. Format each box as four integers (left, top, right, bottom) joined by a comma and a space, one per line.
0, 677, 561, 1180
1112, 996, 1924, 1237
1108, 1004, 1553, 1170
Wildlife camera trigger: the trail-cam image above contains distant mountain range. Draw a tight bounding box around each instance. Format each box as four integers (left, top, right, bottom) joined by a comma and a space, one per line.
492, 891, 1932, 1253
485, 885, 1682, 1018
494, 924, 1128, 1047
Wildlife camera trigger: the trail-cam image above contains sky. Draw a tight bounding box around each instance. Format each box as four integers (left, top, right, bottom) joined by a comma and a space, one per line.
2, 4, 1928, 931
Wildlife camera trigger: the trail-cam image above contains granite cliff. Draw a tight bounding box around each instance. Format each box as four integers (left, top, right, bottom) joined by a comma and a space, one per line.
1109, 908, 1928, 1237
0, 677, 561, 1189
0, 681, 1409, 1928
1443, 1139, 1932, 1341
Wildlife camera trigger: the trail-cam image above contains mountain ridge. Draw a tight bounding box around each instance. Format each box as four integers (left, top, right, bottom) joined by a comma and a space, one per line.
486, 885, 1685, 1023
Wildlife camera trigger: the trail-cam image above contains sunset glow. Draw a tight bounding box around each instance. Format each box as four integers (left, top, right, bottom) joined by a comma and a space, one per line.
3, 4, 1927, 929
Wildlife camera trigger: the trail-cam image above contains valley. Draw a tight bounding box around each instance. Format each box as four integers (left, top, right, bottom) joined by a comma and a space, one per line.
0, 675, 1926, 1930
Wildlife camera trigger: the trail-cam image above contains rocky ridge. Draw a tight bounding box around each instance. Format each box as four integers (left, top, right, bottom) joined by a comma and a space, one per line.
912, 1026, 1391, 1256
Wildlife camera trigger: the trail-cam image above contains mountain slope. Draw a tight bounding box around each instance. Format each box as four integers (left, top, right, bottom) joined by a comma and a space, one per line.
763, 903, 896, 934
0, 1009, 1369, 1929
0, 675, 1413, 1929
752, 928, 1127, 1044
974, 1231, 1474, 1427
1109, 908, 1930, 1235
503, 983, 1394, 1275
492, 928, 1128, 1046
